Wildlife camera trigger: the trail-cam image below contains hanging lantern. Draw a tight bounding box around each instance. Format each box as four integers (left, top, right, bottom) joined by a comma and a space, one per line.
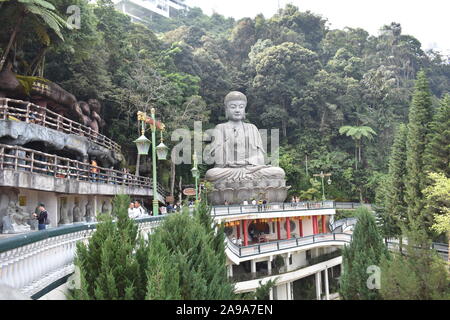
134, 134, 151, 155
156, 142, 169, 160
191, 166, 199, 179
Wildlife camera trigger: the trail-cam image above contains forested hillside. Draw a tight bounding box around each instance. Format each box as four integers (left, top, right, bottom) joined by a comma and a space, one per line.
1, 0, 449, 202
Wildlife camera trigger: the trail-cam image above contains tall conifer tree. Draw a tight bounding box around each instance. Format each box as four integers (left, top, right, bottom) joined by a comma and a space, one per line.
377, 124, 408, 244
339, 207, 388, 300
405, 70, 434, 230
72, 194, 147, 300
424, 94, 450, 177
146, 204, 236, 300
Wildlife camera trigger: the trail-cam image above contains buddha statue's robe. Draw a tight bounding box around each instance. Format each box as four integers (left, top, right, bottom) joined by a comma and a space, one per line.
205, 121, 285, 183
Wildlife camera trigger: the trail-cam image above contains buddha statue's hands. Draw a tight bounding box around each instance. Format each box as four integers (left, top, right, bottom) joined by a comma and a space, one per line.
226, 160, 248, 167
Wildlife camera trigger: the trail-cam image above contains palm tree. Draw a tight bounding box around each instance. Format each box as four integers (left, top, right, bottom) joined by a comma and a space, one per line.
0, 0, 71, 72
339, 125, 377, 170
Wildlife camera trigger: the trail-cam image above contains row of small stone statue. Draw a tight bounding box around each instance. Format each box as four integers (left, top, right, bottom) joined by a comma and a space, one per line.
58, 200, 112, 225
1, 199, 113, 233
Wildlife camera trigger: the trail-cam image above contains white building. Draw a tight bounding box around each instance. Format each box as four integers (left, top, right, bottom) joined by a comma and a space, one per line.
213, 202, 350, 300
113, 0, 189, 22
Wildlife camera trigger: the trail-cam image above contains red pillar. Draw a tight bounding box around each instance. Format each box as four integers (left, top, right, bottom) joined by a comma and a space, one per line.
313, 216, 318, 234
322, 215, 326, 233
243, 220, 248, 246
236, 222, 240, 239
277, 220, 281, 240
299, 218, 303, 237
286, 217, 291, 239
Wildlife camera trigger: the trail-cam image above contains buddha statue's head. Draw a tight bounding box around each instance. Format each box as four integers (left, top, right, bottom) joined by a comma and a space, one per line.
224, 91, 247, 121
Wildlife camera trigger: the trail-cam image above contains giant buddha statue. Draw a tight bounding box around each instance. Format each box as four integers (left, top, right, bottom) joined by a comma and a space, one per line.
205, 91, 289, 205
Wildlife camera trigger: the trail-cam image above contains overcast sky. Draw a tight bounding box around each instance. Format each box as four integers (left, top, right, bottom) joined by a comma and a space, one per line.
186, 0, 450, 54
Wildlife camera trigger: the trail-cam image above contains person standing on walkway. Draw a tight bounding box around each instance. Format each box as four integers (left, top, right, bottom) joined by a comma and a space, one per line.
33, 204, 48, 230
134, 200, 146, 216
262, 199, 267, 211
128, 202, 136, 219
90, 157, 99, 182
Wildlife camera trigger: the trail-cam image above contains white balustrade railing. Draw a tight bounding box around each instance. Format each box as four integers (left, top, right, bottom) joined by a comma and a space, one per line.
212, 201, 335, 216
226, 233, 353, 258
0, 216, 165, 299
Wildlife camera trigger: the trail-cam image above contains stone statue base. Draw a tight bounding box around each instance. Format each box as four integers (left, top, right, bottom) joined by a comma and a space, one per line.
27, 219, 38, 230
207, 178, 290, 205
2, 217, 32, 234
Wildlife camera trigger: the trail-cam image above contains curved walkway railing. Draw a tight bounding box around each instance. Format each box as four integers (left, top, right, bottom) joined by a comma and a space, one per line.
328, 217, 358, 233
0, 98, 121, 154
0, 143, 167, 197
226, 233, 352, 258
385, 238, 448, 261
212, 201, 335, 216
334, 202, 372, 210
0, 216, 165, 299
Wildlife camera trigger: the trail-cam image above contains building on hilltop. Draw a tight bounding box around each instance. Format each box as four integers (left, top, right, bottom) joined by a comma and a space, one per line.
113, 0, 189, 22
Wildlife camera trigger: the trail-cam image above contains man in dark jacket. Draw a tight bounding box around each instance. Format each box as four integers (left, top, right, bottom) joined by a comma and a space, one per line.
33, 204, 48, 230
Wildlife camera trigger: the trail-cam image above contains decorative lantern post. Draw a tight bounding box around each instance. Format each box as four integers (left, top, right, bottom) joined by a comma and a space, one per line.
135, 109, 169, 216
191, 152, 200, 202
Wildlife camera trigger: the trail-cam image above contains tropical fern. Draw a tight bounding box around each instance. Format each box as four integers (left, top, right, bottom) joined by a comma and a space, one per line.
0, 0, 72, 71
339, 125, 377, 168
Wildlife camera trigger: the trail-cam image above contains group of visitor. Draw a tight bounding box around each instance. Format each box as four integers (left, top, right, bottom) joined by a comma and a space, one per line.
128, 200, 147, 219
2, 147, 146, 188
240, 199, 268, 211
231, 236, 243, 246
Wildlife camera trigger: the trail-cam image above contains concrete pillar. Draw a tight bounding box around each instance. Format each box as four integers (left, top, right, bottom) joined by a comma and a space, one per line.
231, 265, 234, 277
285, 254, 290, 272
324, 268, 330, 300
48, 193, 58, 228
251, 260, 256, 274
299, 218, 303, 237
286, 282, 293, 300
269, 287, 273, 300
315, 271, 322, 300
93, 195, 98, 219
267, 259, 272, 275
236, 222, 240, 239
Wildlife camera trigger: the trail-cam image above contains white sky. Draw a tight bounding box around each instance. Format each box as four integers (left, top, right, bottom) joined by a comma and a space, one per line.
187, 0, 450, 54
